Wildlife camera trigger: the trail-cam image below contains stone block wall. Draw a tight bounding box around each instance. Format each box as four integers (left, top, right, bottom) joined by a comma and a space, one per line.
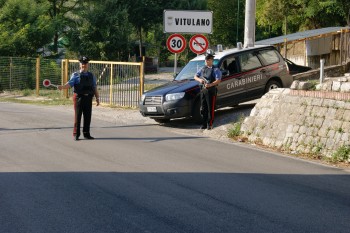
241, 88, 350, 158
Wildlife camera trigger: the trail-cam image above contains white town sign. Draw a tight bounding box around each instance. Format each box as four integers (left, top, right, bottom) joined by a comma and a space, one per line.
163, 10, 213, 34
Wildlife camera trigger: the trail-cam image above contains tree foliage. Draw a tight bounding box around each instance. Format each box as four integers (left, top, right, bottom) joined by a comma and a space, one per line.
300, 0, 348, 29
46, 0, 83, 54
208, 0, 244, 47
0, 0, 54, 56
0, 0, 348, 60
65, 0, 132, 60
256, 0, 349, 38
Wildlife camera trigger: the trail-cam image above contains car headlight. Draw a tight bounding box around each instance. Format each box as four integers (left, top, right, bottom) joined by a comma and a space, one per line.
141, 94, 146, 102
165, 92, 185, 101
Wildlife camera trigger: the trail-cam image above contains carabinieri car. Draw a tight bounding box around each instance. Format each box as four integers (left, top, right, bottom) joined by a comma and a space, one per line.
139, 45, 293, 123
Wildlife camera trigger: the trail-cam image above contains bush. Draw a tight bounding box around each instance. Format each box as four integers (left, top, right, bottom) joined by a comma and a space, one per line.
227, 114, 246, 138
227, 122, 242, 138
332, 145, 350, 162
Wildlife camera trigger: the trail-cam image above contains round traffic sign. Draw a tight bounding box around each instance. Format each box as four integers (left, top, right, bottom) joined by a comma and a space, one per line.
166, 34, 186, 54
43, 79, 51, 87
189, 34, 209, 54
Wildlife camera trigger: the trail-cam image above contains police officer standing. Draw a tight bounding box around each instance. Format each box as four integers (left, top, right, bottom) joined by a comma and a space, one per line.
194, 49, 222, 130
58, 56, 100, 141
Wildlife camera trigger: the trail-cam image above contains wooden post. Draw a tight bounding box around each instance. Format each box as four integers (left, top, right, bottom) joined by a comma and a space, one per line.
304, 40, 307, 66
284, 38, 287, 58
140, 57, 145, 96
36, 57, 40, 96
340, 29, 343, 65
64, 59, 69, 98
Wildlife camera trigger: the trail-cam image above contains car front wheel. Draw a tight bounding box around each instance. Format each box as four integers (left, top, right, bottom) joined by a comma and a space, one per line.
192, 100, 203, 124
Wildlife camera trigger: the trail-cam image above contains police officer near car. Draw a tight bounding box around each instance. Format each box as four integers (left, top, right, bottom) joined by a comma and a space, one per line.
194, 49, 222, 130
58, 56, 100, 141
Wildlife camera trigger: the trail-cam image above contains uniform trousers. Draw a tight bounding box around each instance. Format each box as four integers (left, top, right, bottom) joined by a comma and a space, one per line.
200, 87, 217, 127
73, 93, 93, 136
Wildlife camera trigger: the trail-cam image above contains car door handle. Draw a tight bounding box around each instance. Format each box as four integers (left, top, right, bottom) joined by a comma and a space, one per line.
260, 69, 266, 73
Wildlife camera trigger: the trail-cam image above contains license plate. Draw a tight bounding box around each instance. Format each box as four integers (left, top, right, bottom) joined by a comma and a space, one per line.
147, 107, 157, 112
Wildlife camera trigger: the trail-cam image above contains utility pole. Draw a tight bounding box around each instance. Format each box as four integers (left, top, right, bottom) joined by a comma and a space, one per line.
236, 0, 240, 44
243, 0, 256, 48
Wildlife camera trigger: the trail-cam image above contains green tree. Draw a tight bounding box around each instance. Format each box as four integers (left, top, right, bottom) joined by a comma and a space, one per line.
208, 0, 244, 47
65, 0, 132, 61
127, 0, 168, 58
338, 0, 350, 25
0, 0, 54, 56
256, 0, 302, 38
256, 0, 349, 39
299, 0, 348, 29
46, 0, 83, 54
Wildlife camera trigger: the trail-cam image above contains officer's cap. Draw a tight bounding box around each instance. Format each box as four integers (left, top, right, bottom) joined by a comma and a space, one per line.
205, 49, 215, 60
79, 56, 90, 64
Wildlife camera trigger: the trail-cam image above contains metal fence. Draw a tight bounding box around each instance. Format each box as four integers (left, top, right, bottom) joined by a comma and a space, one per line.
0, 56, 144, 108
62, 60, 144, 108
0, 57, 61, 92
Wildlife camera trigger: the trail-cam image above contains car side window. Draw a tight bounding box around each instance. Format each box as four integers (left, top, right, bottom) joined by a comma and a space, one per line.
239, 52, 262, 72
220, 57, 238, 76
259, 49, 280, 65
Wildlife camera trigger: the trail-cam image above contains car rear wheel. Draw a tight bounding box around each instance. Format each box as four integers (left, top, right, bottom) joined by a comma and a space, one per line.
265, 80, 281, 93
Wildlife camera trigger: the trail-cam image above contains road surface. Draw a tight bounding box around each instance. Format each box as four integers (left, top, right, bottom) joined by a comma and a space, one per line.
0, 102, 349, 233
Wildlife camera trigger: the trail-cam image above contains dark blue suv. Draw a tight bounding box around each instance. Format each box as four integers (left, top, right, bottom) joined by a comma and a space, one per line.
139, 45, 293, 123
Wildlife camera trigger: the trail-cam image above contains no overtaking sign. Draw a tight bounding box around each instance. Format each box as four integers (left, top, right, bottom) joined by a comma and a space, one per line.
189, 34, 209, 54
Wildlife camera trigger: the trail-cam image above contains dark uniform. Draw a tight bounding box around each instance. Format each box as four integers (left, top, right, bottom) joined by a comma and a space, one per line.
72, 72, 95, 139
66, 57, 98, 140
195, 50, 222, 130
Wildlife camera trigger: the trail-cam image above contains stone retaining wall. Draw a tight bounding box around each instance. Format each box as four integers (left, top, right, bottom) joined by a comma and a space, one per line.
241, 88, 350, 158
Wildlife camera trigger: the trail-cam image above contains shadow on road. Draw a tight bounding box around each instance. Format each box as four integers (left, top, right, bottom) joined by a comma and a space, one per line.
94, 135, 206, 142
1, 171, 349, 233
158, 103, 256, 129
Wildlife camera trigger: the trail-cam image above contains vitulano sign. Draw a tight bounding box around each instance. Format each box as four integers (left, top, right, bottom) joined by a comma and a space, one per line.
163, 10, 213, 34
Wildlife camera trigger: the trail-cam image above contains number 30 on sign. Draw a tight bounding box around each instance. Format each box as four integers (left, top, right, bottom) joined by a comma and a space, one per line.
166, 34, 186, 54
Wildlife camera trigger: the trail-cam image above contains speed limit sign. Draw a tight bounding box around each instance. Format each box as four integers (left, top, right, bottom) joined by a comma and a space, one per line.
166, 34, 186, 53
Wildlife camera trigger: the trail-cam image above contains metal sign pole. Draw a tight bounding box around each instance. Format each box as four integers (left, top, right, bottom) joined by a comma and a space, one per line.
174, 53, 177, 75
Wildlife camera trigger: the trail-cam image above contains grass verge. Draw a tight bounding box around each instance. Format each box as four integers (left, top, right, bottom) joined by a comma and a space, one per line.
0, 89, 72, 106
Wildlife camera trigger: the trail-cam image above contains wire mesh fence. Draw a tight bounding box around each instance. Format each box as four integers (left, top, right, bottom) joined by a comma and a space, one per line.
0, 57, 35, 91
64, 60, 143, 108
0, 56, 144, 108
0, 57, 62, 92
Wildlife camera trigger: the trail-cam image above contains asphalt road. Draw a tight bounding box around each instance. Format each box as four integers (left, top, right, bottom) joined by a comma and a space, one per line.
0, 102, 350, 233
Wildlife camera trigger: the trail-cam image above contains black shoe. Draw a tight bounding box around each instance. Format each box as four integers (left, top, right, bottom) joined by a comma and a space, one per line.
84, 134, 95, 140
207, 124, 212, 130
74, 135, 80, 141
200, 125, 206, 129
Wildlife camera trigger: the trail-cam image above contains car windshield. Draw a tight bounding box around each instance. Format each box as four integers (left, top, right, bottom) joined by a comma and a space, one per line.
174, 59, 219, 81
